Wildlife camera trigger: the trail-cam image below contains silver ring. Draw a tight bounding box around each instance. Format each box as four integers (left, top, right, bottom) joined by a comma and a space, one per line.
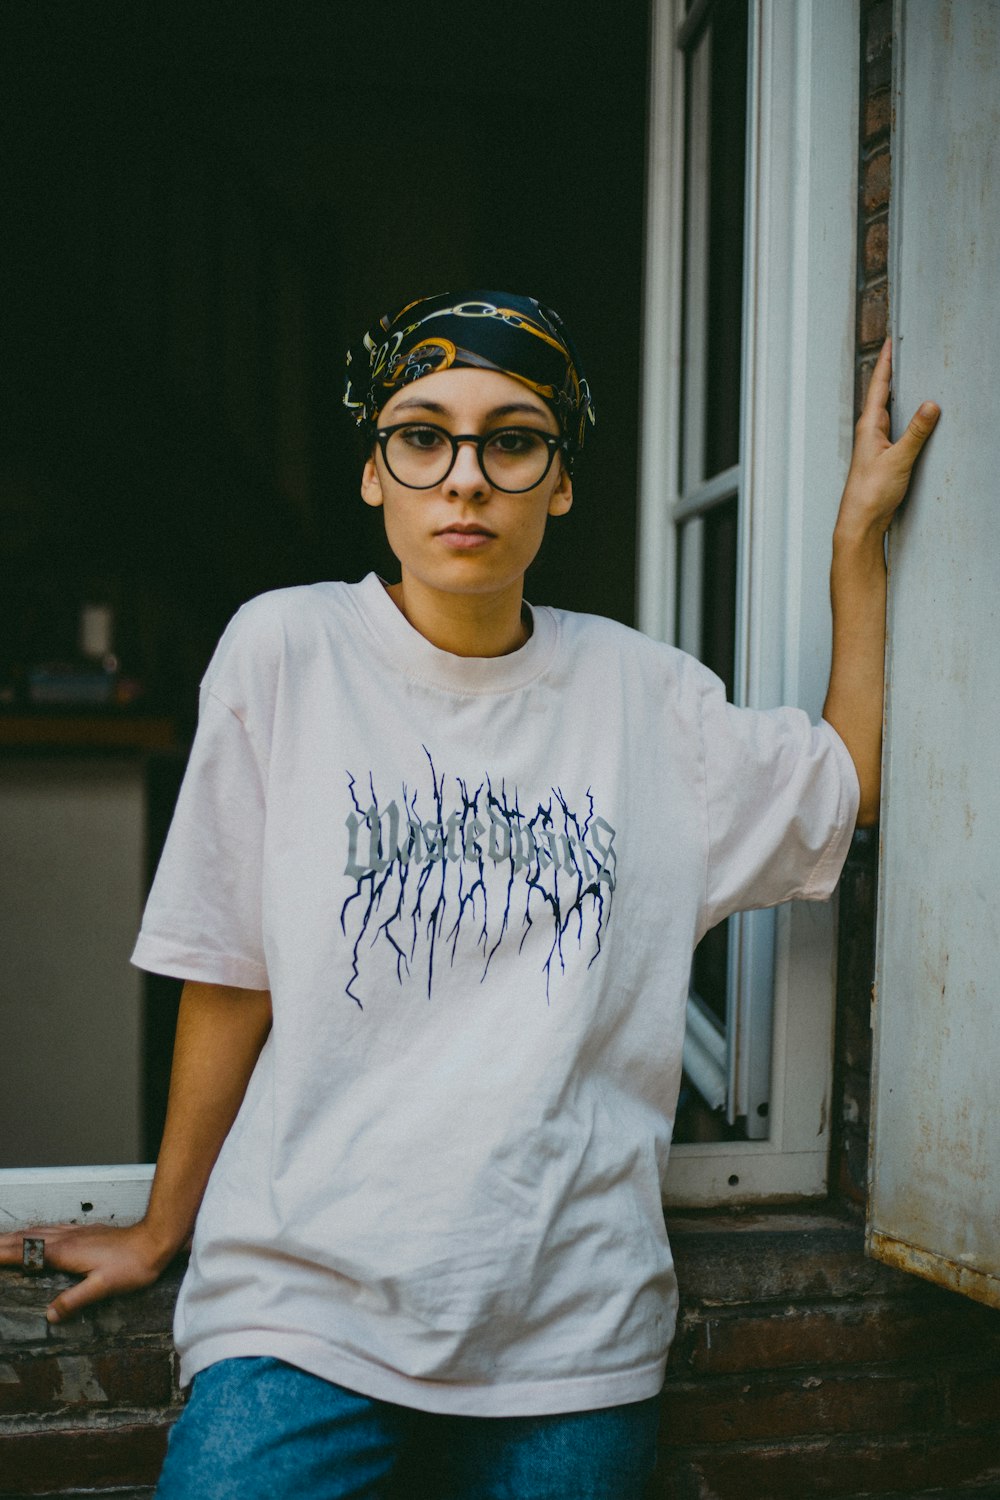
22, 1237, 45, 1274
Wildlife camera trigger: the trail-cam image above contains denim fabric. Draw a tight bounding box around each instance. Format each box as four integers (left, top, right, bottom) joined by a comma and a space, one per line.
155, 1356, 660, 1500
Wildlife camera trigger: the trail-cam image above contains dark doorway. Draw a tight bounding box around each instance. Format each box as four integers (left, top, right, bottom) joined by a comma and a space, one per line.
4, 5, 650, 1159
5, 5, 650, 724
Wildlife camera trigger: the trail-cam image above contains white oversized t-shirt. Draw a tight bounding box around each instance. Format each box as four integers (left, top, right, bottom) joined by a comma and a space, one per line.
132, 573, 859, 1415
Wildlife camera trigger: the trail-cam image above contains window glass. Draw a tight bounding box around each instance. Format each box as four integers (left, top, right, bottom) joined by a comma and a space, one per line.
690, 493, 738, 1029
700, 494, 738, 698
678, 0, 748, 488
704, 0, 748, 478
674, 0, 750, 1143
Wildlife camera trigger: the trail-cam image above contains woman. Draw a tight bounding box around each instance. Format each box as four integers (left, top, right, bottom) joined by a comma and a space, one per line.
2, 292, 939, 1498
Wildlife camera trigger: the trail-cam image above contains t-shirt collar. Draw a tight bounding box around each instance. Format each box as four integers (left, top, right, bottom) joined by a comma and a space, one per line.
350, 572, 558, 695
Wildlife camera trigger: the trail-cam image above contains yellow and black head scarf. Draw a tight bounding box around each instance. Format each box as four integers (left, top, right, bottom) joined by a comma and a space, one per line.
344, 291, 595, 457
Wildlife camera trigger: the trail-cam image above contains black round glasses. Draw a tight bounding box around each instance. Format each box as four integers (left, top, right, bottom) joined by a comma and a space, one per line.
374, 423, 569, 493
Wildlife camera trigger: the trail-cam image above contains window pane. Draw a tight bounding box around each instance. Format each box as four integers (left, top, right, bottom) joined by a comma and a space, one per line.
700, 494, 738, 697
692, 919, 728, 1027
690, 491, 738, 1031
676, 491, 743, 1138
704, 0, 748, 478
675, 0, 751, 1142
679, 33, 710, 491
674, 515, 704, 655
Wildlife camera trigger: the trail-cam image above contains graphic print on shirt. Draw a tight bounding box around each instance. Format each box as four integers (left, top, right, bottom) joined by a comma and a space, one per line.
340, 747, 617, 1008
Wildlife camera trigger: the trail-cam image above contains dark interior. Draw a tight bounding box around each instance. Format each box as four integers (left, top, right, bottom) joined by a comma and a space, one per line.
3, 5, 650, 1156
4, 5, 651, 731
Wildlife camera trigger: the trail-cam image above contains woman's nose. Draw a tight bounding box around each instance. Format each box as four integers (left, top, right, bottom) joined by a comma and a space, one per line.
445, 438, 491, 497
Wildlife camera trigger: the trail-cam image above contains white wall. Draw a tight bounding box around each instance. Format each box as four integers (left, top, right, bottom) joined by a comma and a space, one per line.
0, 758, 145, 1166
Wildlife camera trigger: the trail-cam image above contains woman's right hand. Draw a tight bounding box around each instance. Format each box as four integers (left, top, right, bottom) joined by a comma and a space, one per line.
0, 1219, 181, 1323
0, 982, 271, 1327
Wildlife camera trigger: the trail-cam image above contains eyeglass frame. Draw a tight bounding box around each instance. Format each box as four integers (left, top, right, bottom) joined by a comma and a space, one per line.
373, 422, 572, 493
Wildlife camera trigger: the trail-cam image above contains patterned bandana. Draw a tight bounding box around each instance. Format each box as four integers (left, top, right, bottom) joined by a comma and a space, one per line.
343, 291, 595, 454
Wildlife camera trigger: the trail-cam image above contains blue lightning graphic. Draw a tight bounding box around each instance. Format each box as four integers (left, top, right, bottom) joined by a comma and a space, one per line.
339, 749, 616, 1007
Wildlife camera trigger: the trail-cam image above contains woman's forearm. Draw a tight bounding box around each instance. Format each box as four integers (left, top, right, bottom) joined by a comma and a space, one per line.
822, 522, 888, 827
821, 338, 940, 825
141, 980, 273, 1263
0, 979, 273, 1323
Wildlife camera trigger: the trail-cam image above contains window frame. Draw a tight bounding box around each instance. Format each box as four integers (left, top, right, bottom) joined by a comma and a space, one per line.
638, 0, 860, 1203
675, 0, 770, 1140
0, 1166, 154, 1230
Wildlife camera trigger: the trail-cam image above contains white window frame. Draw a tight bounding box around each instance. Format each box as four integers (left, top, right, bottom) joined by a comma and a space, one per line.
0, 1166, 154, 1230
674, 1, 773, 1141
640, 0, 860, 1203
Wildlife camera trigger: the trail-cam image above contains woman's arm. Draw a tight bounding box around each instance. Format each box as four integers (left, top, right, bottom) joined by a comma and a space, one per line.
823, 337, 940, 825
0, 980, 272, 1322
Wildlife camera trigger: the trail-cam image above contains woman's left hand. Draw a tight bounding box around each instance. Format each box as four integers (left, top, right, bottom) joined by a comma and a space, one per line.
838, 336, 940, 537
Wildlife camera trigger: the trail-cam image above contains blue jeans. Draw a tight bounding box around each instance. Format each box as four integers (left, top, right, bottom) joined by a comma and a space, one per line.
155, 1356, 660, 1499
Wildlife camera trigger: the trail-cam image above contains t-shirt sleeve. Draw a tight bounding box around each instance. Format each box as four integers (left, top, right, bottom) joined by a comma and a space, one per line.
130, 684, 269, 989
697, 667, 860, 937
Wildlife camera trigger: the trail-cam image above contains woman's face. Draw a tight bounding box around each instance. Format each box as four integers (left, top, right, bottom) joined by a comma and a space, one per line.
360, 367, 573, 603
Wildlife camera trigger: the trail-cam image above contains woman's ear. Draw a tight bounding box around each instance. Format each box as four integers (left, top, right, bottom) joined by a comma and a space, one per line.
360, 453, 384, 509
547, 462, 573, 519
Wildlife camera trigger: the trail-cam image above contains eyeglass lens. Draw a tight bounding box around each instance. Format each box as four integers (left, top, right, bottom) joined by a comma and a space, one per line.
384, 426, 554, 491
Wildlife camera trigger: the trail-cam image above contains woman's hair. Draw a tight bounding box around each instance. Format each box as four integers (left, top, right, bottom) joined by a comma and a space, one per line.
343, 290, 595, 460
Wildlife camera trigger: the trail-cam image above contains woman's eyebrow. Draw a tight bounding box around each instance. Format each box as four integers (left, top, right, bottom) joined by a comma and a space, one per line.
484, 403, 552, 422
389, 398, 449, 414
388, 397, 551, 423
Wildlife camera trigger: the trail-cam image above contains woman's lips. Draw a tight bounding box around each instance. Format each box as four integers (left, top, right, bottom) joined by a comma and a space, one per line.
435, 525, 496, 550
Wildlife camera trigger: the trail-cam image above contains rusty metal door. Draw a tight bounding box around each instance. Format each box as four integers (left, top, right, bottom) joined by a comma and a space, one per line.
869, 0, 1000, 1308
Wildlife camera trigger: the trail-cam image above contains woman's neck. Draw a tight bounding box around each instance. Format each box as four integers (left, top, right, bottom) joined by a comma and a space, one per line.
383, 576, 531, 657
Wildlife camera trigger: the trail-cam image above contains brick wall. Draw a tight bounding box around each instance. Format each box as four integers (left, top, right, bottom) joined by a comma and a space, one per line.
2, 5, 1000, 1500
831, 0, 899, 1189
3, 1214, 999, 1500
0, 1268, 179, 1498
654, 1212, 1000, 1499
833, 0, 894, 1206
856, 0, 893, 416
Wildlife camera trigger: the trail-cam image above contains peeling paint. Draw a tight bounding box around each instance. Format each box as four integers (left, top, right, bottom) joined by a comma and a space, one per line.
872, 0, 1000, 1311
868, 1231, 1000, 1311
0, 1309, 48, 1342
56, 1354, 108, 1404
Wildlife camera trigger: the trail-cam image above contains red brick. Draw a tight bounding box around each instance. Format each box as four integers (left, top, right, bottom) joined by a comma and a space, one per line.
676, 1298, 1000, 1377
865, 51, 892, 96
0, 1304, 50, 1345
0, 1264, 184, 1345
859, 282, 888, 349
863, 148, 891, 215
652, 1430, 1000, 1500
665, 1214, 908, 1307
99, 1348, 175, 1407
856, 356, 879, 419
668, 1218, 998, 1340
863, 216, 889, 279
0, 1353, 61, 1415
660, 1371, 939, 1444
0, 1349, 173, 1416
951, 1368, 1000, 1428
0, 1422, 170, 1492
865, 86, 892, 145
47, 1273, 184, 1341
864, 3, 893, 95
834, 1129, 869, 1208
865, 0, 892, 66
